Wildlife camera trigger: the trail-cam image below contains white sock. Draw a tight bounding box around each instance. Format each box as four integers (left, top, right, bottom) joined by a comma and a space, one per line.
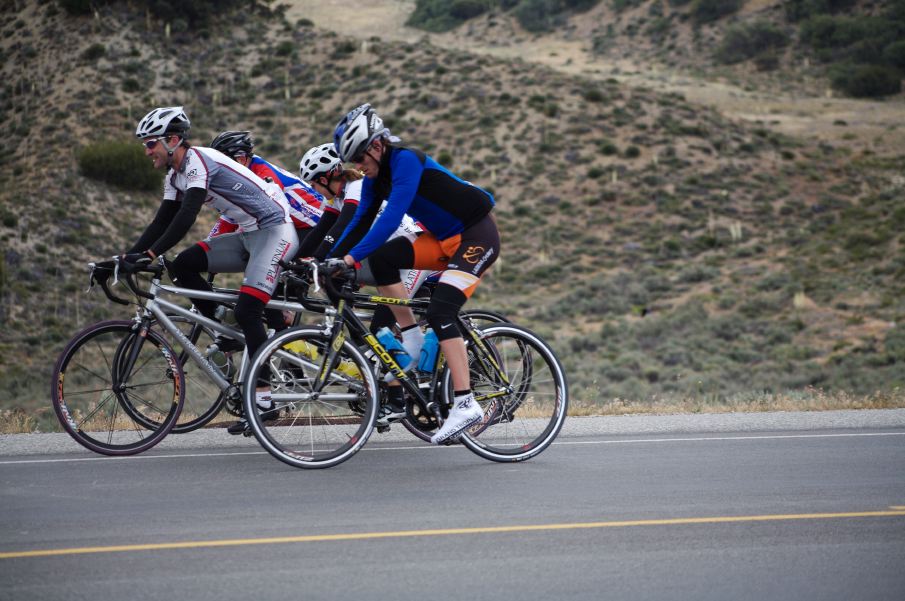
255, 390, 273, 410
401, 326, 424, 361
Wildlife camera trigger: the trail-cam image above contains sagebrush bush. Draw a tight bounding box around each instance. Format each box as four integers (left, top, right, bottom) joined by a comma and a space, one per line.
691, 0, 742, 25
77, 141, 162, 191
829, 63, 902, 98
715, 21, 789, 65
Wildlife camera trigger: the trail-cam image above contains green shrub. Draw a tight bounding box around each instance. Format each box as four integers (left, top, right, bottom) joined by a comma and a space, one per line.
715, 21, 790, 64
275, 41, 294, 57
59, 0, 108, 15
81, 43, 106, 62
513, 0, 601, 33
406, 0, 492, 32
436, 150, 453, 167
785, 0, 858, 22
690, 0, 742, 25
77, 140, 163, 191
883, 40, 905, 70
829, 63, 902, 98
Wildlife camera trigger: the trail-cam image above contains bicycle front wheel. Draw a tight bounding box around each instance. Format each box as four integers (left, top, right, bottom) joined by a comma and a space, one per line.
444, 323, 568, 462
51, 320, 184, 455
243, 326, 378, 469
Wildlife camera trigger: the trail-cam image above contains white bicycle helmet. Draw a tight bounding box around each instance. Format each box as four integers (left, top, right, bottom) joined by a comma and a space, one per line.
135, 106, 191, 139
333, 103, 386, 163
300, 143, 341, 181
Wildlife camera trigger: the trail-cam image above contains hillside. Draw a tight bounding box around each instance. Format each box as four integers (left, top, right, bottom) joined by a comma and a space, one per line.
0, 0, 903, 428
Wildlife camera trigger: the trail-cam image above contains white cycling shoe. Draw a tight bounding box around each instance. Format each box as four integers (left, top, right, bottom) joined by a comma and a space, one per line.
431, 394, 482, 445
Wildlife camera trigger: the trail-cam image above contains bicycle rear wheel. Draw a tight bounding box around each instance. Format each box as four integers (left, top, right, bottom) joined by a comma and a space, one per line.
151, 315, 228, 433
401, 309, 512, 442
243, 326, 378, 469
444, 323, 568, 462
51, 320, 184, 455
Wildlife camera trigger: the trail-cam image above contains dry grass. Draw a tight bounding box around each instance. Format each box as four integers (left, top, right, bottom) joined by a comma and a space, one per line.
568, 387, 905, 416
0, 409, 40, 435
6, 388, 902, 434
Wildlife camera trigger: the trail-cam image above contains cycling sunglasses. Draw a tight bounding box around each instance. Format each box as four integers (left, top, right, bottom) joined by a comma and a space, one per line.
142, 137, 164, 150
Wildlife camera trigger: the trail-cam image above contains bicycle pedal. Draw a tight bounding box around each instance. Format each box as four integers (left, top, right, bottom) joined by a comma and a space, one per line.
376, 424, 390, 434
242, 428, 254, 437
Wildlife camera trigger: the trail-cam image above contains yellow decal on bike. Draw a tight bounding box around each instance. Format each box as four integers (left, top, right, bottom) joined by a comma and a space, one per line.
364, 334, 407, 380
332, 331, 345, 353
469, 330, 510, 385
369, 296, 411, 306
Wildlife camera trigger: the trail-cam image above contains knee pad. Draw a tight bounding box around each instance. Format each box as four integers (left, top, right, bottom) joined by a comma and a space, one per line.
426, 284, 466, 341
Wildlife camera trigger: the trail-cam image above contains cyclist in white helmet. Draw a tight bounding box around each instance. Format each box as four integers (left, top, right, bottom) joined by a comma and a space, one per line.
125, 106, 298, 434
299, 142, 429, 426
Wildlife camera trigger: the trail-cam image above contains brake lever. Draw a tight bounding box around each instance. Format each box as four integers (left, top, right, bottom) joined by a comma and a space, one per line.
86, 263, 97, 293
310, 261, 320, 293
113, 256, 121, 286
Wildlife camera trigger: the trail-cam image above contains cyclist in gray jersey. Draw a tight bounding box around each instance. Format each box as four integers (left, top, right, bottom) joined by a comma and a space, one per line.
123, 107, 298, 431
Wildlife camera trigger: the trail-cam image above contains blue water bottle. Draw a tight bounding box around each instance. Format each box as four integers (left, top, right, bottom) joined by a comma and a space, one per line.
418, 328, 440, 372
376, 327, 412, 371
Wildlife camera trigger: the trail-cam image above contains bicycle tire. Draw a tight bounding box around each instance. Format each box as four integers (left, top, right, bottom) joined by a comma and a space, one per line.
401, 309, 512, 443
446, 323, 568, 462
243, 326, 378, 469
150, 315, 228, 433
51, 320, 184, 456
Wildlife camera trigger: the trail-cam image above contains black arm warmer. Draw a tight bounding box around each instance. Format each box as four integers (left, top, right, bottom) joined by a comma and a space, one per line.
295, 210, 337, 259
147, 187, 206, 257
315, 202, 361, 260
329, 201, 380, 259
127, 198, 180, 253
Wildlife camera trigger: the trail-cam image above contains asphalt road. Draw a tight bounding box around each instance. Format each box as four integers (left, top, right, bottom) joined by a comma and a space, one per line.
1, 414, 904, 600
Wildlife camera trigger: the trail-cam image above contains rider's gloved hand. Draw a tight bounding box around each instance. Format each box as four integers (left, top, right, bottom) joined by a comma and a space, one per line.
323, 257, 350, 277
120, 251, 152, 273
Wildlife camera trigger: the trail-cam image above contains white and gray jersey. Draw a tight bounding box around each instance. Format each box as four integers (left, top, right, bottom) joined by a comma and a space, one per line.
164, 147, 291, 232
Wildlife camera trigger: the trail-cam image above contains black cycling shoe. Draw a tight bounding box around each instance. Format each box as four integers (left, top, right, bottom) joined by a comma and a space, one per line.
227, 406, 280, 435
375, 403, 407, 428
212, 335, 244, 354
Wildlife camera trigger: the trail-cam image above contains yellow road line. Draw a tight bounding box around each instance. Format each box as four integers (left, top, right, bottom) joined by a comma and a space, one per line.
2, 508, 904, 560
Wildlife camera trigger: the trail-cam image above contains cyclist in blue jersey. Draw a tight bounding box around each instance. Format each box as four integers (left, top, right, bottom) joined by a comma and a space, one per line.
331, 103, 500, 444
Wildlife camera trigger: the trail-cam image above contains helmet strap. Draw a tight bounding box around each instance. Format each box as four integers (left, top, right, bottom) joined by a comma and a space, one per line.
161, 136, 181, 167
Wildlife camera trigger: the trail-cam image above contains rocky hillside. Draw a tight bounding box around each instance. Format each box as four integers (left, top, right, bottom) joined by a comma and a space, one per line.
406, 0, 905, 98
1, 0, 903, 425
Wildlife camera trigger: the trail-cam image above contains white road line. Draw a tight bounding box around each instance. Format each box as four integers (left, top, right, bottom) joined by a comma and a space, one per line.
1, 431, 903, 465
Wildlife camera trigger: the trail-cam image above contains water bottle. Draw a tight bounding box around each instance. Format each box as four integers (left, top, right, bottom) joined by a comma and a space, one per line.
417, 328, 440, 372
376, 327, 412, 371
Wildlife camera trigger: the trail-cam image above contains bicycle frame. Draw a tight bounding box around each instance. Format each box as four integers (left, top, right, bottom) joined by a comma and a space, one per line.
312, 274, 514, 424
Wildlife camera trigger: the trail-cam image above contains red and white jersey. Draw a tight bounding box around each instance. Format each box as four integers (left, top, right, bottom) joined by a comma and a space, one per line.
165, 147, 291, 233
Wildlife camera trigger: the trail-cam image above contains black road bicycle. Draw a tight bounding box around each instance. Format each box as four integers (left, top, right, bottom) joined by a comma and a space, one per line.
241, 259, 569, 469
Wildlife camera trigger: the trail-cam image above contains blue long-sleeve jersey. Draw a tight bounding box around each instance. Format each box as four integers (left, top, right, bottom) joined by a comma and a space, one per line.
331, 146, 494, 261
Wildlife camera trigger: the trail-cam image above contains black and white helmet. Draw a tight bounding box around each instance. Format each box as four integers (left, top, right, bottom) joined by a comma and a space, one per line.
333, 103, 386, 163
300, 143, 341, 182
210, 130, 254, 158
135, 106, 190, 139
